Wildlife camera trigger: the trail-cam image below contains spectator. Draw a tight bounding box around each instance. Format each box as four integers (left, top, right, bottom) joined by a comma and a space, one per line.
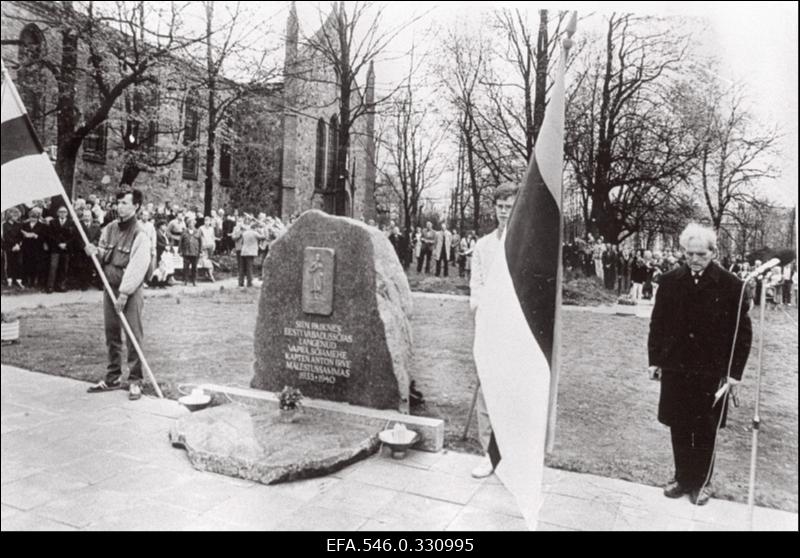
155, 221, 169, 269
167, 210, 186, 248
45, 205, 76, 293
74, 208, 102, 290
20, 207, 47, 289
179, 216, 202, 286
630, 253, 648, 301
458, 233, 469, 278
2, 207, 24, 288
199, 215, 217, 282
782, 263, 793, 306
413, 227, 422, 265
434, 222, 452, 278
233, 217, 264, 287
593, 237, 605, 281
450, 229, 460, 265
617, 248, 632, 296
417, 221, 435, 274
602, 243, 617, 290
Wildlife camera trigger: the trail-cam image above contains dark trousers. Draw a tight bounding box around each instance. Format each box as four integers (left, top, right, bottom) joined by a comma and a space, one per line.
4, 249, 21, 281
21, 252, 44, 287
47, 253, 70, 291
74, 253, 97, 289
417, 246, 432, 274
670, 423, 717, 490
183, 255, 198, 285
458, 255, 466, 277
435, 247, 449, 277
103, 288, 144, 383
239, 255, 254, 286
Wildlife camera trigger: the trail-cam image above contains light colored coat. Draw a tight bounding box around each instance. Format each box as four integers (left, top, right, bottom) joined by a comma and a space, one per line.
433, 229, 452, 260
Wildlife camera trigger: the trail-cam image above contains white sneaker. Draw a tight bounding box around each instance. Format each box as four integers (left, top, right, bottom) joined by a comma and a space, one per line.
471, 458, 494, 479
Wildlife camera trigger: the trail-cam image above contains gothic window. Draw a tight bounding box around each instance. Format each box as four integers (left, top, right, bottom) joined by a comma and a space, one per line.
182, 88, 200, 180
125, 86, 159, 156
326, 116, 339, 190
83, 123, 107, 163
17, 24, 46, 138
83, 81, 107, 163
220, 143, 232, 186
314, 118, 326, 191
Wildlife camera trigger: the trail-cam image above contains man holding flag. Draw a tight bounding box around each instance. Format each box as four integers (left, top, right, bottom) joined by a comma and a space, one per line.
2, 60, 163, 400
471, 13, 575, 530
85, 188, 152, 400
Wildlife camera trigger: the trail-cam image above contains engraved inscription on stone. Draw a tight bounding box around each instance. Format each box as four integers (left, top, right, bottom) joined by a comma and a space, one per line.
302, 247, 335, 315
283, 320, 353, 385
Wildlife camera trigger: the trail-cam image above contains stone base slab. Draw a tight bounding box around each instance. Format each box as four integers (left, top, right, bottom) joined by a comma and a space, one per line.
199, 383, 444, 452
170, 404, 380, 484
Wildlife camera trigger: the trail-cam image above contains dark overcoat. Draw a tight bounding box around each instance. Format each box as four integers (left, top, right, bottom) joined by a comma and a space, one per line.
648, 261, 752, 428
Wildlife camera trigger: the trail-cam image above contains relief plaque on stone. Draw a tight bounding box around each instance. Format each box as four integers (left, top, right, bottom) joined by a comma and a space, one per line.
302, 247, 335, 315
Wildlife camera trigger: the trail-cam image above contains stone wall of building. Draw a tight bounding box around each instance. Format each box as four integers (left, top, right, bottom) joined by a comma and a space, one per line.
1, 1, 239, 212
2, 1, 376, 220
280, 6, 376, 221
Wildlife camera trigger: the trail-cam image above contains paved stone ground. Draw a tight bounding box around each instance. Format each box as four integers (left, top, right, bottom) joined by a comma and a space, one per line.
2, 364, 796, 531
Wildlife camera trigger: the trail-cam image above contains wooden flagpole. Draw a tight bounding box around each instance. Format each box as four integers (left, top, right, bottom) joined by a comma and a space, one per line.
545, 12, 577, 453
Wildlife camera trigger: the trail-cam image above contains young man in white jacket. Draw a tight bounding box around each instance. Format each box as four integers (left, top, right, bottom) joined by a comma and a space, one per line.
469, 182, 518, 478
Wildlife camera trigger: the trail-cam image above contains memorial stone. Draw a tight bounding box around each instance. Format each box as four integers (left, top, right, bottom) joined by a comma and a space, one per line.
252, 210, 413, 411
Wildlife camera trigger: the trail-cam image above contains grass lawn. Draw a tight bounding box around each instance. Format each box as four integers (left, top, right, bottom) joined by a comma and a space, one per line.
2, 288, 796, 512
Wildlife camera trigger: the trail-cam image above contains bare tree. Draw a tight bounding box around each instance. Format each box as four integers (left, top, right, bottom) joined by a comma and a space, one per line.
478, 9, 571, 165
20, 1, 208, 196
378, 56, 449, 230
436, 25, 494, 231
693, 79, 780, 234
564, 13, 699, 243
298, 1, 421, 215
183, 1, 281, 216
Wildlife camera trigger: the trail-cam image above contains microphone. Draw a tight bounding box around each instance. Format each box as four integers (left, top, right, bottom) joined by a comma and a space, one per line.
747, 258, 781, 279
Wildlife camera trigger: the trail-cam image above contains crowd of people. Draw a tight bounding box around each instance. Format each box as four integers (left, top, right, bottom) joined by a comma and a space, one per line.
562, 234, 797, 306
1, 195, 292, 292
377, 220, 479, 280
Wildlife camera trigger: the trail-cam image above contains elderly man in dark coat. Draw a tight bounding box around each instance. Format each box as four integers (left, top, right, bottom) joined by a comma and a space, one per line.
648, 223, 752, 506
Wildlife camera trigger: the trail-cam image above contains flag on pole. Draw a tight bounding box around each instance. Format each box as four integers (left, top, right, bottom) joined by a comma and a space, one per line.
472, 13, 575, 530
1, 62, 66, 212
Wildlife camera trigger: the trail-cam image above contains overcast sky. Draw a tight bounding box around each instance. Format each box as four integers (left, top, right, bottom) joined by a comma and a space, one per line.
226, 1, 797, 209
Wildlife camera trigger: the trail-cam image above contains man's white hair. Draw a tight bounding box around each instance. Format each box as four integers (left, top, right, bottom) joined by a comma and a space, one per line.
679, 223, 717, 252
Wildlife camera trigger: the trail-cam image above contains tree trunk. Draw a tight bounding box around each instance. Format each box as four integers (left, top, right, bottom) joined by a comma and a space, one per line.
203, 2, 216, 217
532, 9, 549, 147
120, 160, 141, 186
56, 3, 79, 198
464, 120, 481, 232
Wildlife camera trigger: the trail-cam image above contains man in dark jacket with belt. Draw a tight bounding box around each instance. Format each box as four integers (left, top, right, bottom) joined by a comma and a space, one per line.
648, 223, 752, 506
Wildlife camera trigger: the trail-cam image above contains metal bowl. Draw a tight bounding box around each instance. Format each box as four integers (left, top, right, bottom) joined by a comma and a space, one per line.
178, 394, 211, 412
378, 427, 419, 459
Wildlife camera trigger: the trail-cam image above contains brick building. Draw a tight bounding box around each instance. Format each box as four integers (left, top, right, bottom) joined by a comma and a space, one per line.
1, 1, 376, 219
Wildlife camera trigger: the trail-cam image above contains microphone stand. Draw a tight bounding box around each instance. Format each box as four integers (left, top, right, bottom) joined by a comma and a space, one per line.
746, 273, 768, 530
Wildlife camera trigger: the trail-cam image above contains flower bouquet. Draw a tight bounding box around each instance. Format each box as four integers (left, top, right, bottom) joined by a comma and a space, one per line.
277, 386, 303, 422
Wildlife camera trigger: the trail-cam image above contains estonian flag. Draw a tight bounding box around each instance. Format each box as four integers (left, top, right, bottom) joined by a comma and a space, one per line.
472, 15, 574, 531
1, 62, 66, 211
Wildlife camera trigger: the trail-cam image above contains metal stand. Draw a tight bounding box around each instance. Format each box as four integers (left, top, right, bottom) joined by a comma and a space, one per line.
747, 278, 767, 530
462, 383, 480, 440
